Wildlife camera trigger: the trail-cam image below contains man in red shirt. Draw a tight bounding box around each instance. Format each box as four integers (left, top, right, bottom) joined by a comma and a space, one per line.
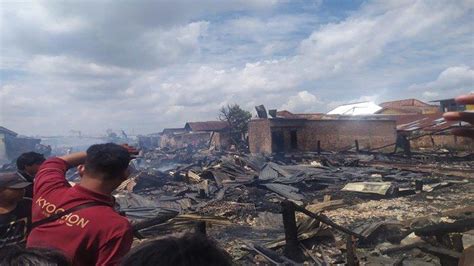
27, 143, 136, 265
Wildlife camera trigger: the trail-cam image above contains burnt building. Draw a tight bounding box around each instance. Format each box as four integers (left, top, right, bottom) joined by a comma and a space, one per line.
137, 132, 162, 150
160, 121, 232, 150
248, 117, 397, 154
0, 126, 42, 163
393, 113, 474, 151
185, 121, 232, 150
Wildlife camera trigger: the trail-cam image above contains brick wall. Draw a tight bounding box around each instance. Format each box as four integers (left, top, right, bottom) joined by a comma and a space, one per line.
210, 132, 232, 149
249, 119, 272, 154
300, 120, 396, 152
410, 134, 474, 151
249, 119, 397, 154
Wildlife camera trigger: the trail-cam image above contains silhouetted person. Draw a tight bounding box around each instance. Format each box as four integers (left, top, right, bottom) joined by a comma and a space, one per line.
27, 143, 137, 265
0, 172, 32, 248
16, 152, 46, 198
0, 245, 70, 266
121, 233, 232, 266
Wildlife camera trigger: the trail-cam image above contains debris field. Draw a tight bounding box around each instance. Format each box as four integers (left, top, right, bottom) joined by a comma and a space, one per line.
108, 147, 473, 265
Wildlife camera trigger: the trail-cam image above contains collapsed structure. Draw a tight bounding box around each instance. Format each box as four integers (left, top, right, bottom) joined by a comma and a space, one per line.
139, 121, 233, 151
1, 95, 472, 264
115, 97, 473, 265
113, 143, 473, 265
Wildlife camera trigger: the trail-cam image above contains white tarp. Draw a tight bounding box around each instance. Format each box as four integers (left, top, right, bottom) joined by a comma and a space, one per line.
327, 101, 382, 115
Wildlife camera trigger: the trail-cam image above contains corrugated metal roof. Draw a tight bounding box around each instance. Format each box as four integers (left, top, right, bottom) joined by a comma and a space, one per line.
0, 126, 18, 136
392, 113, 464, 132
327, 102, 382, 115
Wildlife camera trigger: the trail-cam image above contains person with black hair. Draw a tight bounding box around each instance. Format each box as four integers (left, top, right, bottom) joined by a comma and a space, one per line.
27, 143, 138, 265
16, 151, 46, 198
0, 172, 32, 248
121, 233, 233, 266
0, 245, 70, 266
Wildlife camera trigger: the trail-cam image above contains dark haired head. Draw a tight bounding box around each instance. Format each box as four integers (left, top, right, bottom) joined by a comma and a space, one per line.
121, 233, 232, 266
16, 152, 45, 171
84, 143, 131, 181
0, 245, 70, 266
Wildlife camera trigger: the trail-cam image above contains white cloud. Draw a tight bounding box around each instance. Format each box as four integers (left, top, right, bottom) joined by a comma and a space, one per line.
0, 0, 473, 136
26, 55, 134, 77
280, 91, 321, 112
297, 0, 472, 77
409, 66, 474, 100
144, 21, 209, 64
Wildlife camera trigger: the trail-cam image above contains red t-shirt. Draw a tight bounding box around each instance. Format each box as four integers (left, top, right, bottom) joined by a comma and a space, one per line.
27, 158, 133, 266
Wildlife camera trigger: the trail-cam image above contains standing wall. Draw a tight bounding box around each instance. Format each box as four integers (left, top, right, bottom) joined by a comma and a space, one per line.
249, 119, 397, 154
249, 119, 272, 154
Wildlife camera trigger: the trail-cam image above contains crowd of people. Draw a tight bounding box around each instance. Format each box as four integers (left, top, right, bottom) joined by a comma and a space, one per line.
0, 94, 472, 265
0, 144, 231, 265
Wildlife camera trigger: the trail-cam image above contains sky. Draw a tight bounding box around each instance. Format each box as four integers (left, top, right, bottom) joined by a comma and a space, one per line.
0, 0, 473, 136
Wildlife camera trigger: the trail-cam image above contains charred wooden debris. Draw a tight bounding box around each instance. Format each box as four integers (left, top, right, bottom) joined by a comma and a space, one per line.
112, 147, 473, 265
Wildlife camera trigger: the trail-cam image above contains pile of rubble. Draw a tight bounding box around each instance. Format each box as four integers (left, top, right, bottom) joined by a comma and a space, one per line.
109, 147, 473, 265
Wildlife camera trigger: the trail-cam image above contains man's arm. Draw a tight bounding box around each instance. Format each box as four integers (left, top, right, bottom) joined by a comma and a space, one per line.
57, 144, 138, 168
34, 151, 86, 197
443, 94, 474, 139
58, 151, 87, 168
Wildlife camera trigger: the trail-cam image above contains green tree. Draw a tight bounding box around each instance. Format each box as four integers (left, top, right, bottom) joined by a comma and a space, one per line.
219, 104, 252, 147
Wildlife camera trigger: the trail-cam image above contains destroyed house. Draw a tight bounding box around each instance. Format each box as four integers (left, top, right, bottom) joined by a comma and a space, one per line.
184, 121, 232, 150
137, 132, 162, 150
160, 131, 211, 149
184, 121, 230, 132
392, 113, 474, 151
159, 127, 197, 149
248, 117, 397, 154
162, 128, 187, 135
0, 126, 41, 163
160, 121, 232, 149
378, 99, 439, 115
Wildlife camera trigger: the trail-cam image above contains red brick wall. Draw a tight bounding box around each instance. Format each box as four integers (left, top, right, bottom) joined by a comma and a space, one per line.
249, 119, 397, 154
210, 132, 232, 149
411, 134, 474, 151
249, 119, 272, 154
300, 120, 396, 152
